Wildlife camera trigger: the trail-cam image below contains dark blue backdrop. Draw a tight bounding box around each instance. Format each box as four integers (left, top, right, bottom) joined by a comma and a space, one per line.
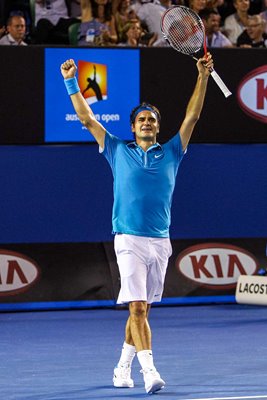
0, 143, 266, 244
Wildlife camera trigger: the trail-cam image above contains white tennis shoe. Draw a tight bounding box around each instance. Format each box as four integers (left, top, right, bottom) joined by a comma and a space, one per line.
141, 367, 165, 394
113, 363, 134, 388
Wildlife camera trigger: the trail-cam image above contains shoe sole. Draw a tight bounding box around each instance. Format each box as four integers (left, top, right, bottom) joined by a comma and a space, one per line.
113, 379, 134, 388
146, 380, 165, 394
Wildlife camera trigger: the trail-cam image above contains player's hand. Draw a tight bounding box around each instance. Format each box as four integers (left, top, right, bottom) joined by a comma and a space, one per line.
60, 59, 77, 79
197, 52, 214, 78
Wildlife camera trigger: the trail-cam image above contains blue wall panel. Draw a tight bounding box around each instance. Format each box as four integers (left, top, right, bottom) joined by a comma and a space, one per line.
0, 143, 266, 244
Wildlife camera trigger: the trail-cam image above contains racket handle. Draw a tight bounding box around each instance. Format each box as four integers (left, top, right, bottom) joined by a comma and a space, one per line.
210, 69, 232, 98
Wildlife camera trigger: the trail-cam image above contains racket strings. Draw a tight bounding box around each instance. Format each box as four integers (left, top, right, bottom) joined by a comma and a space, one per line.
161, 7, 204, 54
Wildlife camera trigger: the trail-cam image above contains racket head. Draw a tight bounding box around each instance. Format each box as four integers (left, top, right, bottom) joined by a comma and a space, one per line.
161, 6, 205, 56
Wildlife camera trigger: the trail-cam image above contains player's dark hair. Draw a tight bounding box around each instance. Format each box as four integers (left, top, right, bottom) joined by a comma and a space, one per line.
130, 102, 161, 125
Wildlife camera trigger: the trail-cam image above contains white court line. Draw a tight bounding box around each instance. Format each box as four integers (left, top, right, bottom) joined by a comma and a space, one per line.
185, 396, 267, 400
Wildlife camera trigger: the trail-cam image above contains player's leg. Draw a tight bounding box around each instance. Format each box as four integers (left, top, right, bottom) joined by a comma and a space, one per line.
137, 237, 172, 393
113, 234, 147, 388
113, 301, 150, 388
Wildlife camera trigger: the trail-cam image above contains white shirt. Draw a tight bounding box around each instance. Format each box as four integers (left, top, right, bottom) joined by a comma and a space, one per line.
223, 13, 247, 45
0, 33, 27, 45
35, 0, 68, 25
132, 2, 167, 37
206, 31, 232, 48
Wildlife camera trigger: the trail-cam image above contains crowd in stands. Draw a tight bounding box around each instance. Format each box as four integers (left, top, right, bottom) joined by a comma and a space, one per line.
0, 0, 266, 47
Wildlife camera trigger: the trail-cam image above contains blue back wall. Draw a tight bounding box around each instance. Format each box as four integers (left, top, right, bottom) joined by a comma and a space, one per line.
0, 143, 266, 244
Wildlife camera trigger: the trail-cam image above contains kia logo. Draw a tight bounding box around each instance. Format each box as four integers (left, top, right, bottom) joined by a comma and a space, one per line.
176, 243, 258, 289
237, 65, 267, 123
0, 250, 40, 296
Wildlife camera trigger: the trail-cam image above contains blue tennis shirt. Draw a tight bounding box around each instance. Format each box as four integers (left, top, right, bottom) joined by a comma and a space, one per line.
102, 131, 185, 238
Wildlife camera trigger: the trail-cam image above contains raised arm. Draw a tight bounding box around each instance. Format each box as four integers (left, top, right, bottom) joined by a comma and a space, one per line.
179, 53, 214, 151
61, 59, 106, 149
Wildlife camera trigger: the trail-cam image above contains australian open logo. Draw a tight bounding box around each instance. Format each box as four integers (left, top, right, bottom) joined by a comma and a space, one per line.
78, 60, 107, 105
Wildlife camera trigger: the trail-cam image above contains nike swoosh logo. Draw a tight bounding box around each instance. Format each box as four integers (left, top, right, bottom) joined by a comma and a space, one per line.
155, 154, 162, 158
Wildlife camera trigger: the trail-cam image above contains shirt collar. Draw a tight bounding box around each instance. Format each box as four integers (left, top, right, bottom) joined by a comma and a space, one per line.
7, 33, 25, 45
127, 141, 162, 151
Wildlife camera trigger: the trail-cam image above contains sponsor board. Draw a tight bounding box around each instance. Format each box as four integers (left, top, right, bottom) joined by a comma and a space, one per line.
0, 239, 264, 309
0, 250, 40, 296
236, 275, 267, 305
175, 243, 259, 289
237, 65, 267, 124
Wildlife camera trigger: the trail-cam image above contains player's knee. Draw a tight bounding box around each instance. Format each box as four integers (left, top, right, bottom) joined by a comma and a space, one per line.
129, 301, 147, 320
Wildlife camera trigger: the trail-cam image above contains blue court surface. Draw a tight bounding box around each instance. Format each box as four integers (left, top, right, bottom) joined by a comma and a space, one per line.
1, 304, 267, 400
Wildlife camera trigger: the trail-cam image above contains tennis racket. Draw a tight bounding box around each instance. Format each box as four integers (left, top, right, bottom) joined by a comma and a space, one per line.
161, 6, 232, 98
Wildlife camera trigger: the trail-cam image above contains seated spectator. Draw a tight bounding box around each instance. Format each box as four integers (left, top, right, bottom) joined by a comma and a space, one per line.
1, 0, 32, 41
200, 8, 233, 46
78, 0, 117, 46
237, 13, 267, 46
113, 0, 133, 42
34, 0, 80, 44
131, 0, 172, 40
0, 14, 27, 45
189, 0, 207, 14
223, 0, 250, 45
118, 18, 144, 46
118, 18, 157, 46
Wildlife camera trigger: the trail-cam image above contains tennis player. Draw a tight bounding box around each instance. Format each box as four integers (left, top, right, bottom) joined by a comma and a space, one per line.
61, 53, 214, 394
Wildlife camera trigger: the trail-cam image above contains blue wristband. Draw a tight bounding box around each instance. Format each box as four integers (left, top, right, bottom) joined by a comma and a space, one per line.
64, 77, 80, 95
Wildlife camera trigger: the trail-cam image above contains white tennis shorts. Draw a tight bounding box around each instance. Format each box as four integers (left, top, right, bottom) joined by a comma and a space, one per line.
114, 234, 172, 304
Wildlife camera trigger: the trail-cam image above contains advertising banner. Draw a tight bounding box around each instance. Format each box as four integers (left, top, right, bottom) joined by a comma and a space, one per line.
0, 238, 266, 310
141, 48, 267, 144
45, 48, 140, 142
0, 47, 266, 144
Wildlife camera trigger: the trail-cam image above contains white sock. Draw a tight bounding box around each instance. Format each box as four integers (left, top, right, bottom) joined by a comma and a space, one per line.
118, 342, 136, 367
137, 349, 155, 371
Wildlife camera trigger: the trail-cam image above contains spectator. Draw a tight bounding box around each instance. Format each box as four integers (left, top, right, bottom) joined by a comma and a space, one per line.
131, 0, 172, 40
237, 13, 267, 46
113, 0, 133, 42
1, 1, 32, 42
188, 0, 207, 13
34, 0, 80, 44
200, 8, 234, 46
78, 0, 117, 46
118, 18, 156, 46
0, 14, 27, 45
118, 18, 143, 46
223, 0, 250, 44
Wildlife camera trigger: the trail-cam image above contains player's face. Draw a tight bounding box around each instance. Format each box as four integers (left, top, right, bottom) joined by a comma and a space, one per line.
132, 111, 159, 142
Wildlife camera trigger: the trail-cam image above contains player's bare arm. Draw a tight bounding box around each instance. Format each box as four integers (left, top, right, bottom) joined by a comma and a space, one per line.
61, 59, 106, 149
179, 53, 213, 151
